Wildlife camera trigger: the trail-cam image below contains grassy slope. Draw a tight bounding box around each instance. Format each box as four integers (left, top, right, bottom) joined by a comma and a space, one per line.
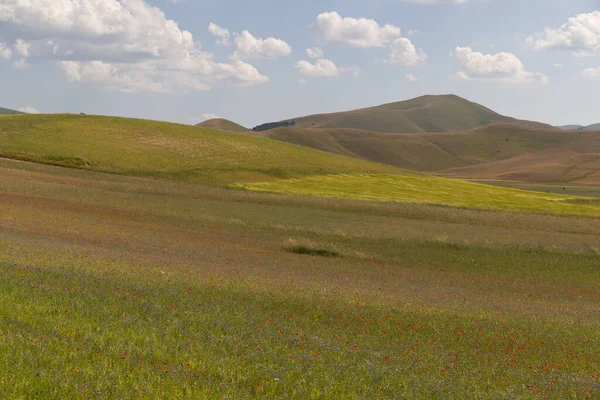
254, 123, 600, 175
0, 114, 401, 185
196, 118, 248, 133
240, 173, 600, 216
1, 158, 599, 398
273, 95, 553, 133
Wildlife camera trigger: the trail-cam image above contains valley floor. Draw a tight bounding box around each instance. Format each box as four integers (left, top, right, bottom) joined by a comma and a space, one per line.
0, 158, 599, 398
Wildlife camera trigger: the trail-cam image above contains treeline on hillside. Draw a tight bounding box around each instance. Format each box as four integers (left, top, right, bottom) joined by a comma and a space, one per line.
252, 121, 296, 132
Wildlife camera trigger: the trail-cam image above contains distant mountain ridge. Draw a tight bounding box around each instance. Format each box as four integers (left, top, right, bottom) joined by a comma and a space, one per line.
252, 95, 554, 133
557, 124, 600, 131
0, 107, 24, 115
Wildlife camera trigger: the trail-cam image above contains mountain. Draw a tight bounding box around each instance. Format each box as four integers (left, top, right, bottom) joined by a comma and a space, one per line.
252, 123, 600, 183
253, 95, 554, 133
0, 107, 24, 115
196, 118, 248, 133
0, 114, 400, 185
556, 124, 600, 131
252, 123, 599, 171
583, 123, 600, 131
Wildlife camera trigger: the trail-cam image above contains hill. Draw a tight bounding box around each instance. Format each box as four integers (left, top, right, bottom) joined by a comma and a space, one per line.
557, 123, 600, 131
0, 114, 402, 185
437, 148, 600, 184
0, 107, 24, 115
252, 123, 600, 174
253, 95, 554, 133
196, 118, 248, 133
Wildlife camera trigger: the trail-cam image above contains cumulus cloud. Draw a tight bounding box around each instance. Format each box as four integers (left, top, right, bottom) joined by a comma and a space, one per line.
454, 47, 548, 84
0, 43, 12, 60
202, 113, 221, 120
386, 38, 427, 66
296, 59, 339, 78
340, 66, 361, 77
306, 47, 324, 59
582, 67, 600, 78
310, 12, 401, 47
406, 73, 418, 81
209, 23, 231, 46
17, 105, 39, 113
232, 30, 292, 60
527, 11, 600, 55
0, 0, 269, 92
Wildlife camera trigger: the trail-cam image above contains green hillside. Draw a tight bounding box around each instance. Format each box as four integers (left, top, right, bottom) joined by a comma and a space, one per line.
0, 114, 401, 185
268, 95, 553, 133
196, 118, 248, 133
0, 107, 24, 115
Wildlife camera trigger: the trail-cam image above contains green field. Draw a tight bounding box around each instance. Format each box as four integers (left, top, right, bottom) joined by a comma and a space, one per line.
240, 173, 600, 216
0, 114, 400, 184
1, 114, 600, 399
1, 158, 599, 398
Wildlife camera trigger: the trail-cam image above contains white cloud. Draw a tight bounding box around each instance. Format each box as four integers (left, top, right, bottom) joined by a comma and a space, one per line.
13, 58, 29, 69
582, 67, 600, 78
14, 39, 30, 58
202, 113, 221, 120
407, 30, 421, 36
209, 23, 231, 46
232, 31, 292, 60
297, 79, 308, 85
454, 47, 548, 84
306, 47, 324, 59
296, 58, 339, 78
386, 38, 427, 66
0, 43, 12, 60
340, 66, 361, 77
553, 63, 564, 68
0, 0, 269, 92
406, 73, 418, 81
527, 11, 600, 55
310, 12, 401, 47
17, 105, 39, 113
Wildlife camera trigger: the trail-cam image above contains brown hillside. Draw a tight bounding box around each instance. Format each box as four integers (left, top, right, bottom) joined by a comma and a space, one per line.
254, 124, 600, 175
196, 118, 248, 133
267, 95, 554, 133
437, 148, 600, 184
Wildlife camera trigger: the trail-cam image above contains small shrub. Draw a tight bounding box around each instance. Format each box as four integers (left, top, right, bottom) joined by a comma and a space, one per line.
285, 246, 340, 257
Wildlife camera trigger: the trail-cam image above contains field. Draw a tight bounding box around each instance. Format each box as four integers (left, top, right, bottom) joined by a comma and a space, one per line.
1, 157, 599, 398
0, 114, 399, 184
239, 173, 600, 216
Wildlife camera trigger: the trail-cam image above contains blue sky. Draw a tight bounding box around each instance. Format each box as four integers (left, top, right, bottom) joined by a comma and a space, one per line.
1, 0, 600, 127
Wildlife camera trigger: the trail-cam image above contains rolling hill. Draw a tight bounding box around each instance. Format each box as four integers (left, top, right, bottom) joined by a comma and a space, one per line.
255, 95, 554, 133
0, 107, 24, 115
196, 118, 248, 133
437, 148, 600, 184
252, 123, 600, 174
0, 114, 402, 185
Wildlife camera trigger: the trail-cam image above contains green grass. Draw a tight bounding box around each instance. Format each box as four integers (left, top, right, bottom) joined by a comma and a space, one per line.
0, 158, 600, 398
239, 173, 600, 216
0, 158, 599, 398
0, 114, 400, 185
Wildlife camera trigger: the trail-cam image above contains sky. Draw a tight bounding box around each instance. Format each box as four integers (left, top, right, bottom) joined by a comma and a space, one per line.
1, 0, 600, 127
